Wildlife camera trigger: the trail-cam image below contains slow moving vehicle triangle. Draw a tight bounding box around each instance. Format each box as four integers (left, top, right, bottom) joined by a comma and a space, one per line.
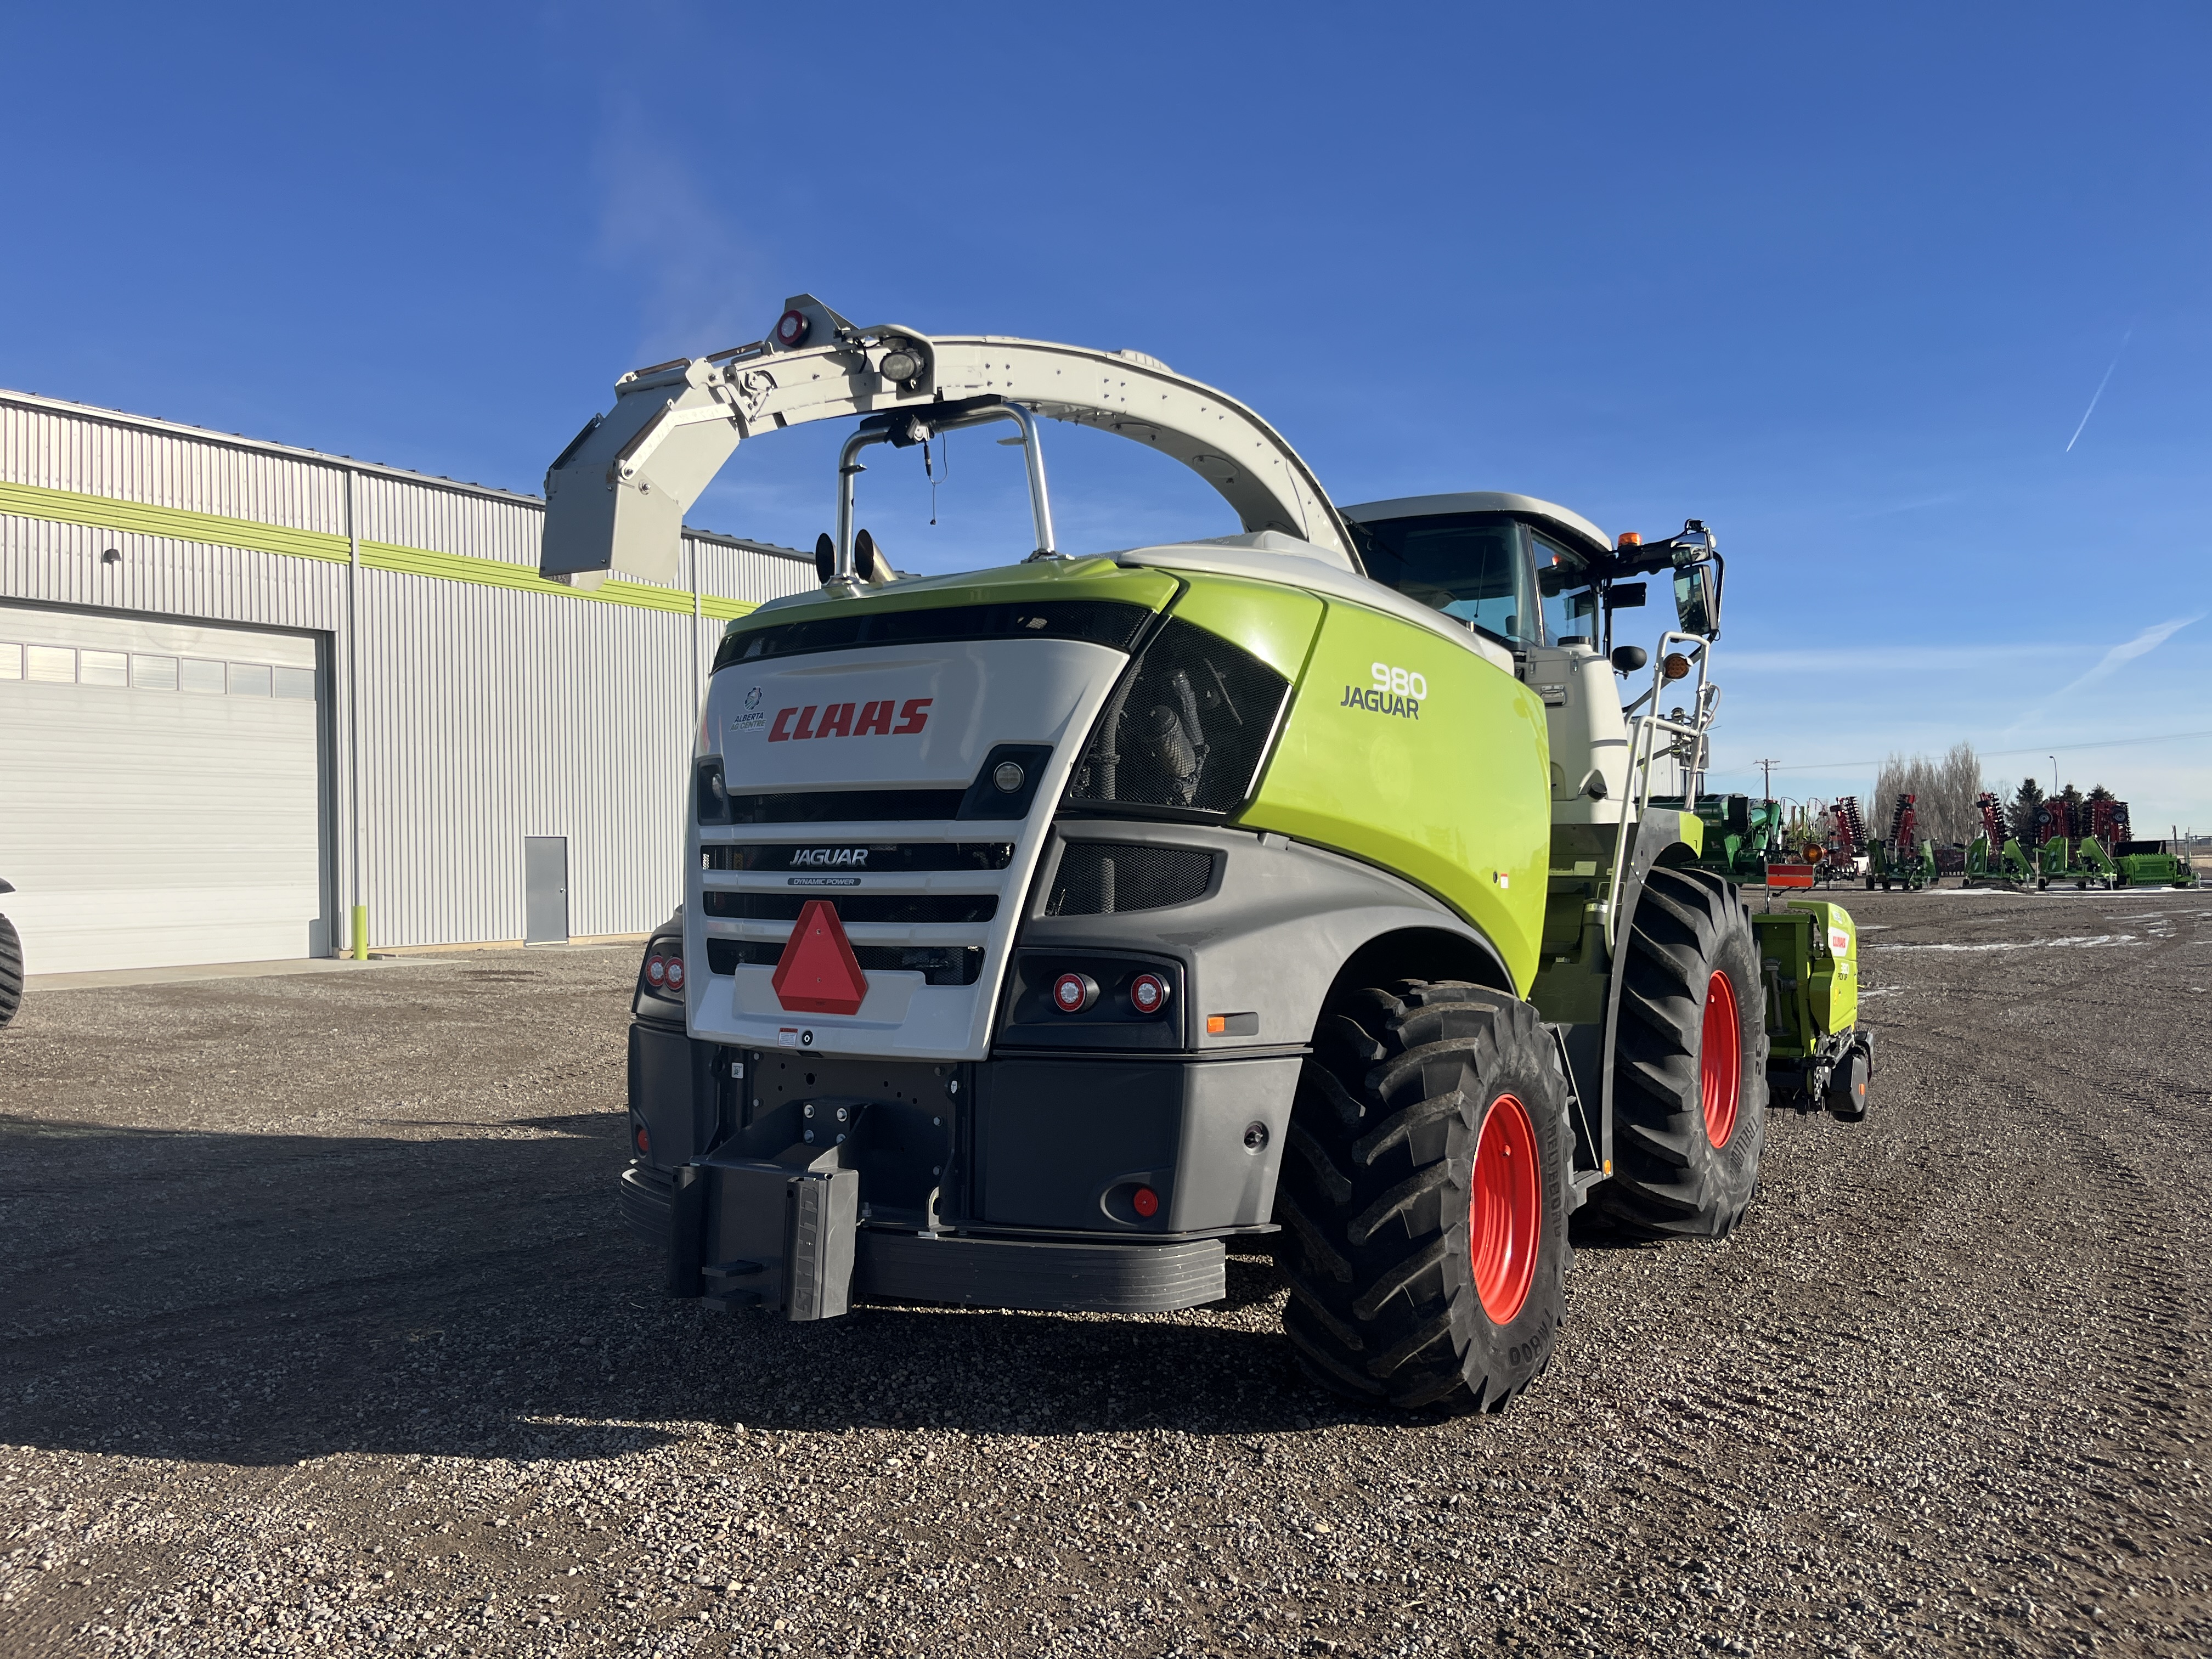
771, 900, 868, 1015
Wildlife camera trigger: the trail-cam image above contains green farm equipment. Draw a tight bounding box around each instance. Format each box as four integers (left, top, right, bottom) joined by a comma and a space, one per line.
1867, 793, 1937, 890
1966, 792, 2034, 890
1751, 898, 1870, 1120
548, 296, 1871, 1413
2113, 840, 2199, 888
1805, 795, 1867, 888
1654, 792, 1786, 883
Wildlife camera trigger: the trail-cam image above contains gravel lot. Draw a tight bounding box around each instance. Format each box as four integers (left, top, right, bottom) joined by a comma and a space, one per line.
3, 887, 2209, 1658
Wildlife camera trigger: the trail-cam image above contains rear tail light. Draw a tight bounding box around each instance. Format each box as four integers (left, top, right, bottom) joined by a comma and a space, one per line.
1132, 1186, 1160, 1218
634, 1122, 651, 1154
1128, 973, 1169, 1015
640, 942, 685, 1002
1052, 971, 1099, 1014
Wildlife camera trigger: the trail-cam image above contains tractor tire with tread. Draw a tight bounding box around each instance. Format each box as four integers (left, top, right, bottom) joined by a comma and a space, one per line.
1585, 866, 1769, 1239
1274, 980, 1572, 1413
0, 913, 21, 1030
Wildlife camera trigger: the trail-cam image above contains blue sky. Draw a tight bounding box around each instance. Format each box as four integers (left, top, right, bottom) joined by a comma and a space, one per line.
5, 3, 2208, 831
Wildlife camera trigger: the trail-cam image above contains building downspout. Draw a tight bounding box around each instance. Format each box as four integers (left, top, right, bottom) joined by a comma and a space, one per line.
346, 469, 368, 960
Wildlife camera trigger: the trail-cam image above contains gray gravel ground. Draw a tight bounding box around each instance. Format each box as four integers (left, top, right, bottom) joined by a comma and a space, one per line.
3, 887, 2209, 1658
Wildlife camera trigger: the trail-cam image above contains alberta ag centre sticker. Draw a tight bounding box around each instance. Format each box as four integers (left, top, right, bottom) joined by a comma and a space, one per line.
731, 685, 768, 735
1341, 662, 1425, 721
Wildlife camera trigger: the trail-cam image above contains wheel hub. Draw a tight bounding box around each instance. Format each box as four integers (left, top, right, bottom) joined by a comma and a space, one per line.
1469, 1093, 1540, 1324
1701, 969, 1742, 1148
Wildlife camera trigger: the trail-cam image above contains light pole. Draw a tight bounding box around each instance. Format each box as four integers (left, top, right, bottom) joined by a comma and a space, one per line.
2049, 755, 2058, 799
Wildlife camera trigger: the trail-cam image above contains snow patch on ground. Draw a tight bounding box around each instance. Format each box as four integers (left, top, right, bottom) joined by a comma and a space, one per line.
1872, 934, 2140, 953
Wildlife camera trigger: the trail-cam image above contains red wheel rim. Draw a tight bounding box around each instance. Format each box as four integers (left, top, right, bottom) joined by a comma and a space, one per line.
1469, 1093, 1541, 1324
1701, 969, 1742, 1149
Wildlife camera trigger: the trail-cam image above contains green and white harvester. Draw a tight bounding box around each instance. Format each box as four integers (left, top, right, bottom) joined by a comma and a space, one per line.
541, 298, 1871, 1411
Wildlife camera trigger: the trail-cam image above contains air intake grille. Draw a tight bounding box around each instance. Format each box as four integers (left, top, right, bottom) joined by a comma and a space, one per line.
1064, 618, 1290, 817
706, 939, 983, 986
721, 788, 967, 824
703, 891, 998, 924
716, 599, 1153, 670
1046, 844, 1215, 916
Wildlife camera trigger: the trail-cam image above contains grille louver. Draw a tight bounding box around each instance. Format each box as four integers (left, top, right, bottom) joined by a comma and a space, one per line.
1045, 844, 1215, 916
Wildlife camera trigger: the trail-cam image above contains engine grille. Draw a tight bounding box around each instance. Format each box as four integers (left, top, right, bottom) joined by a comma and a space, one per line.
715, 598, 1153, 670
721, 788, 968, 824
1064, 618, 1290, 817
703, 843, 1014, 872
706, 939, 984, 986
1045, 844, 1215, 916
703, 891, 998, 924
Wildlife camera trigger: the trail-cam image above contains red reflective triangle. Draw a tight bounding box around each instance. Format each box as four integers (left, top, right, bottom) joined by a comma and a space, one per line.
771, 899, 870, 1015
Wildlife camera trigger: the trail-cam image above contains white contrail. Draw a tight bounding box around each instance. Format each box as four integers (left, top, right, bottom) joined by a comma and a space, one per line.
2065, 326, 2133, 452
2052, 612, 2203, 697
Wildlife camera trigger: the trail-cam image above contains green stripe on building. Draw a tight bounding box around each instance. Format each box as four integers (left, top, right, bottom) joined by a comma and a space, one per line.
0, 478, 759, 622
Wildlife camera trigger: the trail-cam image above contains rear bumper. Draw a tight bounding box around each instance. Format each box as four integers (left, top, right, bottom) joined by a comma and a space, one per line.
619, 1163, 1224, 1314
856, 1229, 1224, 1313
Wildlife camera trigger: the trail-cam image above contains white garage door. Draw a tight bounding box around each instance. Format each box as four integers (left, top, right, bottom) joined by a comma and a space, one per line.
0, 603, 328, 974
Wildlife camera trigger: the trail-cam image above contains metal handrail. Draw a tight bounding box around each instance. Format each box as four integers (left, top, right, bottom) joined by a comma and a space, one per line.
1602, 631, 1718, 951
833, 402, 1056, 583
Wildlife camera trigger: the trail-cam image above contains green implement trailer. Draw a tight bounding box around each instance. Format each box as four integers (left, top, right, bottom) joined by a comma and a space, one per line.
2112, 839, 2200, 888
1867, 793, 1937, 891
1966, 834, 2035, 889
1965, 792, 2034, 890
1652, 793, 1787, 884
548, 296, 1872, 1414
1751, 899, 1870, 1120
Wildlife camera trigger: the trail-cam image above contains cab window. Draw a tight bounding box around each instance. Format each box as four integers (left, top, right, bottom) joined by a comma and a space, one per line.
1355, 511, 1539, 647
1534, 533, 1598, 645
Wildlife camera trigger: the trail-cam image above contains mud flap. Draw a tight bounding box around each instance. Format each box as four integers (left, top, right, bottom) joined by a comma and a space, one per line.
670, 1150, 860, 1321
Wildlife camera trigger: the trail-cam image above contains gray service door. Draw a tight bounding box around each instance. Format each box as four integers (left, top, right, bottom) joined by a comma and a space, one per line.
523, 837, 569, 944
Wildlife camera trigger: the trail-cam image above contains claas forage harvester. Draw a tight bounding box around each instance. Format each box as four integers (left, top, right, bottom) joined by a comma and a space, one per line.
540, 296, 1870, 1412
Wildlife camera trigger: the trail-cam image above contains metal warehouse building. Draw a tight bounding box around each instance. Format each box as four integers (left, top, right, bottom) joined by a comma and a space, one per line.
0, 387, 814, 975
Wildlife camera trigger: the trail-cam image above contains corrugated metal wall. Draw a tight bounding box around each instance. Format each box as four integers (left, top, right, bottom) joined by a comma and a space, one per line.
0, 388, 814, 951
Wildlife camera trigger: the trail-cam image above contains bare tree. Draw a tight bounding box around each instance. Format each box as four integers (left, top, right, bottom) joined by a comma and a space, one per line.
1871, 742, 1986, 846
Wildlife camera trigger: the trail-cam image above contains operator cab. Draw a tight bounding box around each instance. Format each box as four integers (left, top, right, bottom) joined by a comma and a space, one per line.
1341, 491, 1723, 657
1341, 493, 1611, 654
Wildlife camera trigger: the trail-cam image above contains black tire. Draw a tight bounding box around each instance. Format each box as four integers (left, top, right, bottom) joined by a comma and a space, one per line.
0, 913, 20, 1030
1585, 867, 1769, 1239
1274, 980, 1572, 1412
1824, 1043, 1869, 1121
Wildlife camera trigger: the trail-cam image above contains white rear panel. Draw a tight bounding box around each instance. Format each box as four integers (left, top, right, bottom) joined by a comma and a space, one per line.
686, 636, 1129, 1061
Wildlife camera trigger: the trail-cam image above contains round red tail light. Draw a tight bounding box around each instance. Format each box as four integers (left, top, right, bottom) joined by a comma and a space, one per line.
645, 957, 667, 988
1128, 973, 1169, 1015
1051, 972, 1098, 1014
1132, 1185, 1160, 1218
665, 956, 685, 991
634, 1122, 651, 1154
775, 308, 811, 347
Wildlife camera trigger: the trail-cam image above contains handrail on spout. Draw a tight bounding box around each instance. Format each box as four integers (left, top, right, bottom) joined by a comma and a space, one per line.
833, 402, 1056, 584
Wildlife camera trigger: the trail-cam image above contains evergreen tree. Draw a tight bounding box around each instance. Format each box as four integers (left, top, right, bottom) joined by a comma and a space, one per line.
2009, 776, 2046, 844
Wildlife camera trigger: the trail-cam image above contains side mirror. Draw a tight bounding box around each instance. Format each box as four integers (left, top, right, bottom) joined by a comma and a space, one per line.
1673, 563, 1718, 636
1610, 645, 1648, 674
